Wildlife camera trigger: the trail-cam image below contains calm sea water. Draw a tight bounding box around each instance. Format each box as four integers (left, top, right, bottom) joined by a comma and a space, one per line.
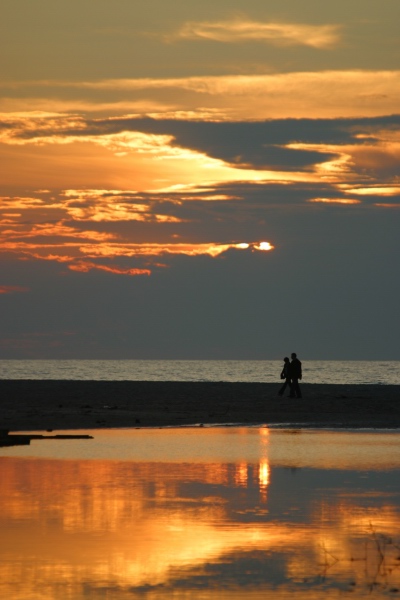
0, 359, 398, 384
1, 428, 400, 599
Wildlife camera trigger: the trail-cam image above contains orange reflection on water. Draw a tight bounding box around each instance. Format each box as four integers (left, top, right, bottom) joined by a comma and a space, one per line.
258, 460, 270, 503
0, 429, 400, 599
234, 461, 248, 487
0, 456, 274, 597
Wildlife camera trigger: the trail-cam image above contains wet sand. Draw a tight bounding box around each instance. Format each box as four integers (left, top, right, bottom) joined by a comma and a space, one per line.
0, 380, 399, 431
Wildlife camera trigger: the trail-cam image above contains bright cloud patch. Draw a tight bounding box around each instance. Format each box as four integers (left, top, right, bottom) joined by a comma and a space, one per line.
345, 186, 400, 196
174, 19, 341, 49
309, 198, 361, 205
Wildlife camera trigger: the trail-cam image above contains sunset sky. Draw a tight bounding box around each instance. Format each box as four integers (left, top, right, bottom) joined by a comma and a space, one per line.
1, 0, 399, 359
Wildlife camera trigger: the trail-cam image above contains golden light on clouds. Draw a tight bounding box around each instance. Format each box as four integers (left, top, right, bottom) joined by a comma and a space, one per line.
173, 19, 341, 49
69, 262, 151, 276
309, 198, 361, 205
0, 201, 275, 272
345, 186, 400, 196
81, 241, 273, 259
0, 101, 397, 285
0, 80, 398, 289
3, 70, 400, 119
0, 117, 324, 193
0, 174, 279, 277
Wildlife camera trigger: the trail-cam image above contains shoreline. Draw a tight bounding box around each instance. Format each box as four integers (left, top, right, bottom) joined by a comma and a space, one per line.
0, 380, 399, 432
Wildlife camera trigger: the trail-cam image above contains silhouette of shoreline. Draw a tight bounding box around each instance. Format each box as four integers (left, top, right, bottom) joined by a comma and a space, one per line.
0, 380, 399, 432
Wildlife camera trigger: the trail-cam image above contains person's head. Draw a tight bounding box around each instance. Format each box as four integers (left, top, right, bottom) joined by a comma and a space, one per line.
291, 353, 297, 359
283, 357, 289, 363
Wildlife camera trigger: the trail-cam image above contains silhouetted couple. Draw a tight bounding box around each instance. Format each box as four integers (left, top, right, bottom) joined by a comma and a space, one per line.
278, 353, 302, 398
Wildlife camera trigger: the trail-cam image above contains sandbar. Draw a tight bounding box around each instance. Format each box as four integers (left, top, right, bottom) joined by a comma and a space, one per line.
0, 380, 399, 432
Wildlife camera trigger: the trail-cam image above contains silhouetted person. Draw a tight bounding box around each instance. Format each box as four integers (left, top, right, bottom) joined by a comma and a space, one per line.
278, 357, 293, 397
289, 353, 302, 398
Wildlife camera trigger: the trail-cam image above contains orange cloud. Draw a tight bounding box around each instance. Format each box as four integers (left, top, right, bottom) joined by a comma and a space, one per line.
1, 221, 113, 244
344, 186, 400, 196
60, 190, 186, 223
309, 198, 361, 204
3, 71, 400, 119
349, 142, 400, 174
1, 187, 277, 268
0, 187, 275, 275
174, 19, 341, 49
287, 138, 400, 185
68, 262, 151, 276
0, 285, 29, 294
0, 120, 321, 194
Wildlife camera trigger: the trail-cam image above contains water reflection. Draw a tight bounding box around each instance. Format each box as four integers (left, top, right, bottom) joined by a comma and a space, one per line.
1, 428, 400, 599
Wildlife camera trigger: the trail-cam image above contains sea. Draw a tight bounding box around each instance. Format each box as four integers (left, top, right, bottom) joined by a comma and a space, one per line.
0, 360, 398, 385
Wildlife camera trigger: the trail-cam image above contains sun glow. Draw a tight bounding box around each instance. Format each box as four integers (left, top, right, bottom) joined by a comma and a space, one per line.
255, 242, 274, 251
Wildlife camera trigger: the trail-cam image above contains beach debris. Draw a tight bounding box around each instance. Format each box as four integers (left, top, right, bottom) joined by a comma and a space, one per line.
0, 433, 30, 447
0, 430, 93, 448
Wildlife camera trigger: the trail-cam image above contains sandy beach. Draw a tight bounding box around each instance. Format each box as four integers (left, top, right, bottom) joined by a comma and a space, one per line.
0, 380, 399, 432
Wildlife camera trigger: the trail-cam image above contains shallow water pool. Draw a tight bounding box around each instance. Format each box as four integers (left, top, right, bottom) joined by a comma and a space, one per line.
1, 428, 400, 599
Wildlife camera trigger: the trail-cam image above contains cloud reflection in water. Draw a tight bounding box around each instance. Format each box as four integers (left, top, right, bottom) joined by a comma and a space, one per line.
0, 428, 400, 599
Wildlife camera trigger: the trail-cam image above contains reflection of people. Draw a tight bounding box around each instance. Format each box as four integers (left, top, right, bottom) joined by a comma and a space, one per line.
289, 353, 302, 398
278, 357, 292, 397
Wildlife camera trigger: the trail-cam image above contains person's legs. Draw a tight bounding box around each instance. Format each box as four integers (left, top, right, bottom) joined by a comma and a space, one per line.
291, 378, 302, 398
278, 381, 287, 395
